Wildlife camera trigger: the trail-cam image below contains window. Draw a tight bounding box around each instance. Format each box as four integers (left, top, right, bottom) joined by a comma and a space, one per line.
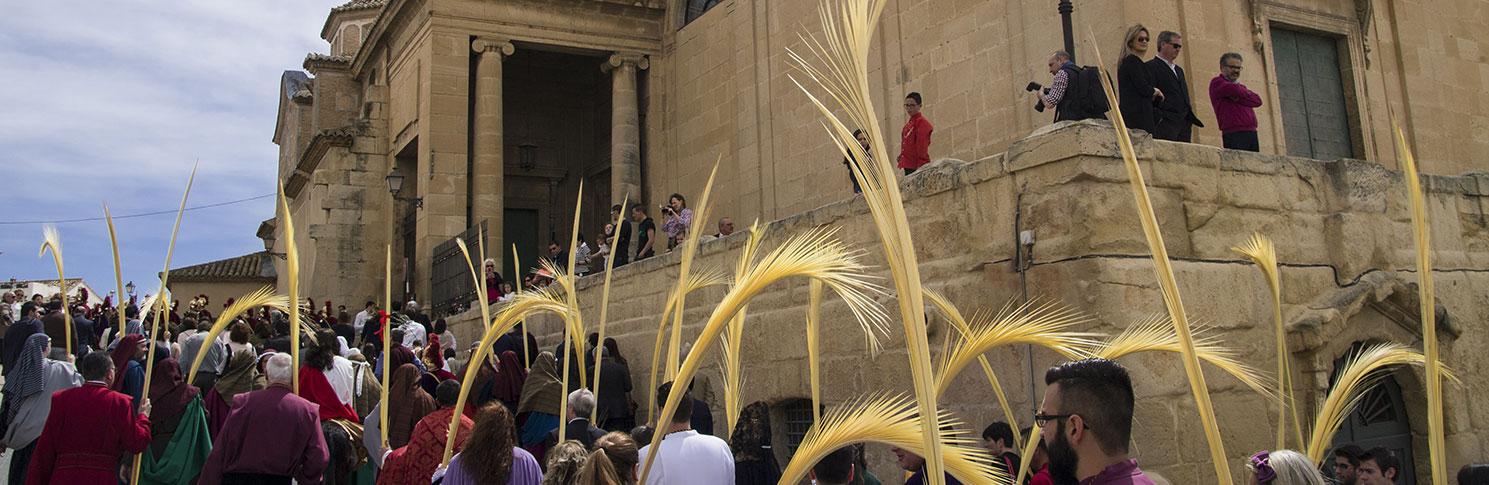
1270, 26, 1359, 160
778, 399, 814, 456
683, 0, 722, 26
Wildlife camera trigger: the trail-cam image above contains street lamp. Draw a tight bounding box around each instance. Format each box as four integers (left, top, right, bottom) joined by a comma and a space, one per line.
261, 231, 287, 260
386, 169, 423, 208
125, 281, 136, 297
1058, 0, 1075, 61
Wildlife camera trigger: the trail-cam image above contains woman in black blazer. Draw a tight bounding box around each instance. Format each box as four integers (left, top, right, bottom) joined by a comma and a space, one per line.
1116, 24, 1162, 133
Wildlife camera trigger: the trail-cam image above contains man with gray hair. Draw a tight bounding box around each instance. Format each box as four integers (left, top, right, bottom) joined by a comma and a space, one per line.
199, 352, 329, 485
1147, 31, 1205, 142
547, 388, 606, 450
1209, 52, 1263, 151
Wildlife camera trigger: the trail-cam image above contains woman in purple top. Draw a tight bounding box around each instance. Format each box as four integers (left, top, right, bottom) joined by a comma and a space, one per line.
440, 402, 543, 485
660, 193, 693, 250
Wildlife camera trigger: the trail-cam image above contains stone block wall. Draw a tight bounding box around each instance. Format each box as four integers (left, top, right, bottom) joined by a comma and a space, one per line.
449, 121, 1489, 482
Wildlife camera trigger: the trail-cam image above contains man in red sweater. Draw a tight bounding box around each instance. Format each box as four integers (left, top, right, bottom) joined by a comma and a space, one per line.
1209, 52, 1263, 152
26, 351, 152, 485
898, 92, 934, 175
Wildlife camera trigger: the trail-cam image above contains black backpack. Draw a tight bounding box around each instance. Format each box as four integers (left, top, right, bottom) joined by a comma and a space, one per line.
1058, 64, 1109, 121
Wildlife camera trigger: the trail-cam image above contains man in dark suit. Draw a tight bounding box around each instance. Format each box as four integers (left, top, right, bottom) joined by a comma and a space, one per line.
546, 388, 606, 450
1147, 31, 1205, 142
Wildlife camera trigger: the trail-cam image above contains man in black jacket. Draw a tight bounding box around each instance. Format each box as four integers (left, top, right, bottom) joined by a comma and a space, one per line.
611, 203, 632, 268
1147, 31, 1204, 142
546, 388, 606, 450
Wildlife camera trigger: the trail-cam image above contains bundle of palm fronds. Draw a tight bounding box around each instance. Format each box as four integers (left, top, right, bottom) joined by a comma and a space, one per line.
1087, 34, 1231, 482
637, 227, 887, 483
776, 393, 1008, 485
1393, 126, 1448, 482
1232, 233, 1304, 448
1095, 314, 1275, 400
720, 220, 769, 436
785, 0, 947, 479
1304, 342, 1458, 463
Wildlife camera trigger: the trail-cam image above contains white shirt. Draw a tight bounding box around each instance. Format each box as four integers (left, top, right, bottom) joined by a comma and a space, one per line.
353, 309, 373, 336
400, 320, 427, 349
638, 430, 735, 485
324, 355, 356, 405
1159, 55, 1179, 77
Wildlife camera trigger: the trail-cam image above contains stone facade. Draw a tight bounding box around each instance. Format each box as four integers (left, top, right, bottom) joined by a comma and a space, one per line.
448, 122, 1488, 483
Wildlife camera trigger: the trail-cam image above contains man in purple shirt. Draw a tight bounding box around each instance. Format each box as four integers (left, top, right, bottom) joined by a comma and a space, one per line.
199, 352, 329, 485
1209, 52, 1263, 152
1035, 358, 1154, 485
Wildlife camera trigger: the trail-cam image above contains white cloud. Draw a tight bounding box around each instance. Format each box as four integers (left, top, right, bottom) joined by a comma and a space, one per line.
0, 0, 345, 291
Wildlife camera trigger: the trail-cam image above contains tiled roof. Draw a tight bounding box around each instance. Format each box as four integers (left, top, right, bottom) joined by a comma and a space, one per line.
304, 53, 353, 71
166, 252, 276, 282
331, 0, 386, 14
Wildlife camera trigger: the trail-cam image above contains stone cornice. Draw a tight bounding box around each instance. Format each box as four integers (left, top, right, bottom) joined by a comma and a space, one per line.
285, 125, 361, 199
304, 53, 354, 74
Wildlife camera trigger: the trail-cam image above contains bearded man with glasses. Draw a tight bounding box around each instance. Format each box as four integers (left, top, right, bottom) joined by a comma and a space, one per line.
1034, 358, 1155, 485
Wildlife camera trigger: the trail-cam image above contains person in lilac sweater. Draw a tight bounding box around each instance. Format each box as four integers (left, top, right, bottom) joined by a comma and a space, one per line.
1209, 52, 1264, 152
437, 402, 543, 485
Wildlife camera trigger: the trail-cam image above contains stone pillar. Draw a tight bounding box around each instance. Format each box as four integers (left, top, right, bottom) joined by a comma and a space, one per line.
471, 37, 514, 269
605, 52, 649, 206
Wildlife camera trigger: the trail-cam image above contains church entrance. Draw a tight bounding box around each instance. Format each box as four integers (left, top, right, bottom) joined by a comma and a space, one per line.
502, 46, 614, 280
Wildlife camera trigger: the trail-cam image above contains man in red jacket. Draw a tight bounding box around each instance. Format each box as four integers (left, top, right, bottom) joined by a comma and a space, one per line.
26, 351, 152, 485
898, 92, 934, 175
1209, 52, 1263, 152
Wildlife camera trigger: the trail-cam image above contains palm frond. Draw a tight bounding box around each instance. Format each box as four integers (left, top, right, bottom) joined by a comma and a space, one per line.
1232, 233, 1305, 449
1305, 343, 1459, 463
1095, 314, 1276, 400
933, 298, 1099, 396
923, 289, 1023, 450
647, 266, 729, 422
665, 162, 721, 383
786, 0, 945, 479
776, 394, 1009, 485
276, 184, 303, 393
721, 220, 769, 437
104, 205, 128, 336
1087, 34, 1231, 482
1394, 125, 1447, 483
591, 197, 630, 422
188, 287, 290, 379
38, 225, 71, 355
638, 227, 887, 483
806, 279, 825, 423
1012, 423, 1042, 485
381, 244, 393, 447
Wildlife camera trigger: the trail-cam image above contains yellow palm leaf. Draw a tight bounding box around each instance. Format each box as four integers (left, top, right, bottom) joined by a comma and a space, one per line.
776, 394, 1009, 485
37, 225, 71, 355
923, 289, 1022, 450
721, 220, 769, 437
1304, 342, 1459, 463
276, 184, 302, 393
1095, 314, 1276, 400
590, 197, 631, 422
1232, 233, 1305, 449
638, 227, 887, 483
104, 205, 128, 336
646, 266, 729, 422
1086, 33, 1231, 482
785, 0, 945, 479
665, 162, 722, 380
934, 298, 1099, 397
1394, 124, 1447, 483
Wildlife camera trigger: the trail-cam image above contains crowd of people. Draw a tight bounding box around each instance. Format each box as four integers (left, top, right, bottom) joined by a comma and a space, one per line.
2, 289, 1488, 484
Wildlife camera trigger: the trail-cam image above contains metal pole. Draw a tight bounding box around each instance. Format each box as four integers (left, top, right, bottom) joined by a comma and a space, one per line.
1059, 0, 1076, 61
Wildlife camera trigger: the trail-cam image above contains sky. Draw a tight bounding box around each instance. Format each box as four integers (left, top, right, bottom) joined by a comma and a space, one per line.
0, 0, 343, 298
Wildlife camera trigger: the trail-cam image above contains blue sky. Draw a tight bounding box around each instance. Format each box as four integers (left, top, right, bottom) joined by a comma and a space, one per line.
0, 0, 341, 298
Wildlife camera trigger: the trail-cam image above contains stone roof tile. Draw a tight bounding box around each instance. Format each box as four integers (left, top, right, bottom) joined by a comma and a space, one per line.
167, 252, 276, 282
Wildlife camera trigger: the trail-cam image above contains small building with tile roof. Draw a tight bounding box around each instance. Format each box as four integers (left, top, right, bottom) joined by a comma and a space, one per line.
162, 251, 277, 317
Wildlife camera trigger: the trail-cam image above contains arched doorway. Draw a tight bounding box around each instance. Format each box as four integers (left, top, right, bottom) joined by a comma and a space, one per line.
1327, 345, 1418, 484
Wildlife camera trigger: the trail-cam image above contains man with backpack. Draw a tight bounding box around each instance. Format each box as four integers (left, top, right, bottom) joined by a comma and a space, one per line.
1031, 50, 1107, 122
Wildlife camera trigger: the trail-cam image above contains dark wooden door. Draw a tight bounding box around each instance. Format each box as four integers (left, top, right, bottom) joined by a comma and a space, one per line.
1271, 26, 1356, 160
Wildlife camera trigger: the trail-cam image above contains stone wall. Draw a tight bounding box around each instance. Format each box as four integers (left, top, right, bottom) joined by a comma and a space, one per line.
644, 0, 1489, 232
448, 121, 1489, 483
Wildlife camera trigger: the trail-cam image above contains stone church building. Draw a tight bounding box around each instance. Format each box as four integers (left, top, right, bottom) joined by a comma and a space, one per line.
264, 0, 1489, 482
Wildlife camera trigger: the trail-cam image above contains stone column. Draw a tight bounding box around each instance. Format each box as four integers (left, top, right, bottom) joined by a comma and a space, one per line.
604, 52, 649, 206
471, 37, 514, 269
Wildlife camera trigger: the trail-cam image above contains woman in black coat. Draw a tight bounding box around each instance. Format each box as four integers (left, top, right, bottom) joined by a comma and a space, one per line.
1117, 24, 1162, 133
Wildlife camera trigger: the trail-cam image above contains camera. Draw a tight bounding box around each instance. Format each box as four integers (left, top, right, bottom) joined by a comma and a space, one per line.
1025, 81, 1042, 92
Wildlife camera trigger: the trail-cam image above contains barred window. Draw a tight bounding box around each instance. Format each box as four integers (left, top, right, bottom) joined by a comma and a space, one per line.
778, 399, 814, 456
683, 0, 722, 26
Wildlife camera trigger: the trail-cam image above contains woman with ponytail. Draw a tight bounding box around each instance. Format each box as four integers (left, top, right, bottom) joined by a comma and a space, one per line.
577, 431, 639, 485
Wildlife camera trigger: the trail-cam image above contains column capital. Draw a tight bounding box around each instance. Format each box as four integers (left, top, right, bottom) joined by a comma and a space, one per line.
603, 52, 650, 72
471, 37, 515, 56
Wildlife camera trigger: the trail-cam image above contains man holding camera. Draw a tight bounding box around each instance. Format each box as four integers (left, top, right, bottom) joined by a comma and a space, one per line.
1030, 51, 1078, 121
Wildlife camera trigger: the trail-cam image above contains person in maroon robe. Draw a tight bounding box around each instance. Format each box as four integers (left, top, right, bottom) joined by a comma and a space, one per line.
199, 352, 328, 485
25, 351, 152, 485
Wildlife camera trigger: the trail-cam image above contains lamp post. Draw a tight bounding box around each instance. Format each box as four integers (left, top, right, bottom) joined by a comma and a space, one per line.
262, 232, 287, 260
1059, 0, 1075, 61
386, 169, 423, 208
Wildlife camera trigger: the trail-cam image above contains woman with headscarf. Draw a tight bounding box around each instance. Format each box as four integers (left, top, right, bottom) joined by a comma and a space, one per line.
139, 358, 212, 485
0, 334, 81, 484
378, 380, 473, 485
516, 351, 564, 457
492, 350, 528, 414
111, 333, 147, 410
386, 363, 436, 449
419, 334, 458, 397
730, 401, 781, 485
205, 349, 264, 437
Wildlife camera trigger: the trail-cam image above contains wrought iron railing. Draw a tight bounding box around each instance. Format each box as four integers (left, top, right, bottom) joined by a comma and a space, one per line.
430, 220, 487, 318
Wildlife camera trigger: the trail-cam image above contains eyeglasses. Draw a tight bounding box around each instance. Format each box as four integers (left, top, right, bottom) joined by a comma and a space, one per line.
1170, 43, 1182, 49
1033, 413, 1077, 427
1224, 64, 1243, 70
1136, 37, 1149, 43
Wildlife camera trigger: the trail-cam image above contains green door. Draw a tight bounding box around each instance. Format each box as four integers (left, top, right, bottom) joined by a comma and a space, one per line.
1271, 26, 1356, 160
504, 208, 540, 288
